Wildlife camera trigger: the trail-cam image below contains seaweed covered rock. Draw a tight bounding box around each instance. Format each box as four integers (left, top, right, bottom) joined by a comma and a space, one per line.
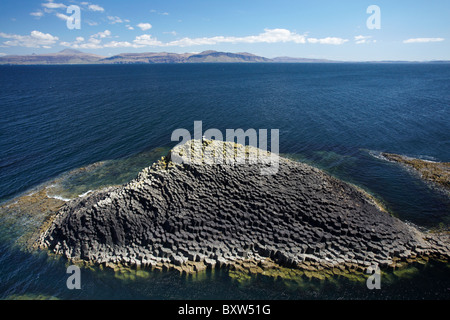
382, 152, 450, 192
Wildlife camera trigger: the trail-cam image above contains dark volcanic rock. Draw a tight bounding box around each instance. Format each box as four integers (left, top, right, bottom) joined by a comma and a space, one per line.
39, 140, 450, 272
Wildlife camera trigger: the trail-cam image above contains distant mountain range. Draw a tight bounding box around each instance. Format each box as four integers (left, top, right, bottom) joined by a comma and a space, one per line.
0, 49, 106, 65
0, 49, 448, 65
0, 49, 272, 64
99, 50, 271, 64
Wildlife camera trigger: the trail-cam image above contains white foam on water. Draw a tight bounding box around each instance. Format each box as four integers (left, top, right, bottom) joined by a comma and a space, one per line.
415, 155, 439, 162
45, 193, 71, 202
78, 190, 93, 198
365, 149, 388, 161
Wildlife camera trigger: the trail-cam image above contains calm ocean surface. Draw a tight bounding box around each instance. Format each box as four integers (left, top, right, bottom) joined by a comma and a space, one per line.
0, 63, 449, 299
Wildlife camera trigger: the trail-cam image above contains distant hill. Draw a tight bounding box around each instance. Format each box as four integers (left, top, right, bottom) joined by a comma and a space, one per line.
99, 52, 193, 64
99, 50, 271, 64
185, 51, 271, 63
0, 49, 448, 65
0, 49, 106, 65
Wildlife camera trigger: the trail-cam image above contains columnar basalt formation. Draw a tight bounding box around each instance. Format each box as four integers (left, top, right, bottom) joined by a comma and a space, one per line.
38, 140, 450, 274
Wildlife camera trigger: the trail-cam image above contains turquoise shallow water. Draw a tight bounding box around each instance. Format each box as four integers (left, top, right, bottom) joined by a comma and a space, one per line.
0, 63, 449, 299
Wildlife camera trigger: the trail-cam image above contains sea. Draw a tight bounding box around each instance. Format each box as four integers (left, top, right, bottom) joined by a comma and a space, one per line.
0, 63, 449, 300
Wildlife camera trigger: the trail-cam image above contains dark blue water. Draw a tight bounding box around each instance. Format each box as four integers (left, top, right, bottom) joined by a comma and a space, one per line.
0, 64, 449, 299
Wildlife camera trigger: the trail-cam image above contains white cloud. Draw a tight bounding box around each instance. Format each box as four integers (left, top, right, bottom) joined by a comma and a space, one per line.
403, 38, 444, 44
31, 31, 57, 41
0, 30, 59, 48
151, 9, 169, 16
30, 11, 44, 18
86, 20, 99, 26
56, 28, 348, 50
88, 38, 101, 44
354, 35, 375, 44
60, 31, 111, 49
41, 2, 66, 9
165, 28, 308, 47
125, 25, 134, 30
242, 28, 306, 44
137, 23, 152, 31
55, 13, 70, 21
133, 34, 163, 46
79, 42, 102, 49
307, 37, 348, 45
103, 41, 134, 48
61, 38, 102, 49
108, 16, 123, 24
101, 28, 341, 49
92, 30, 111, 39
40, 1, 76, 22
88, 4, 105, 12
163, 31, 177, 36
0, 53, 7, 56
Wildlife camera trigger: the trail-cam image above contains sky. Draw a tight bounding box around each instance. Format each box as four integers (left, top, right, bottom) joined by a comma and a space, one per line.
0, 0, 449, 61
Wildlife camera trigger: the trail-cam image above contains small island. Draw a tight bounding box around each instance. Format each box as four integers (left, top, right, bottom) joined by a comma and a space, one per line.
36, 140, 450, 278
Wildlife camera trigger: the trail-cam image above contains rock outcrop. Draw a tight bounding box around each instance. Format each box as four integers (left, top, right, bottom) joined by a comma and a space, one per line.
38, 140, 450, 274
382, 152, 450, 192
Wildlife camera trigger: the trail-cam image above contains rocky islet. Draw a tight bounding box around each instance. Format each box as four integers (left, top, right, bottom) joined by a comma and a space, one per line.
37, 140, 450, 275
382, 152, 450, 193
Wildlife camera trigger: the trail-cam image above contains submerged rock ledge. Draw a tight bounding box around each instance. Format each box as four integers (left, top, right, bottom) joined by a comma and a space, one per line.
38, 140, 450, 275
382, 152, 450, 192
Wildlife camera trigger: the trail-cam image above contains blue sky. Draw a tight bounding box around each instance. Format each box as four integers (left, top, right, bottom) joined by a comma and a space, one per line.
0, 0, 449, 60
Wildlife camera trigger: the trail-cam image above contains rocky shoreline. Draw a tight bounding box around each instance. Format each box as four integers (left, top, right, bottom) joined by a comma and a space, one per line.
37, 140, 450, 275
382, 152, 450, 193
